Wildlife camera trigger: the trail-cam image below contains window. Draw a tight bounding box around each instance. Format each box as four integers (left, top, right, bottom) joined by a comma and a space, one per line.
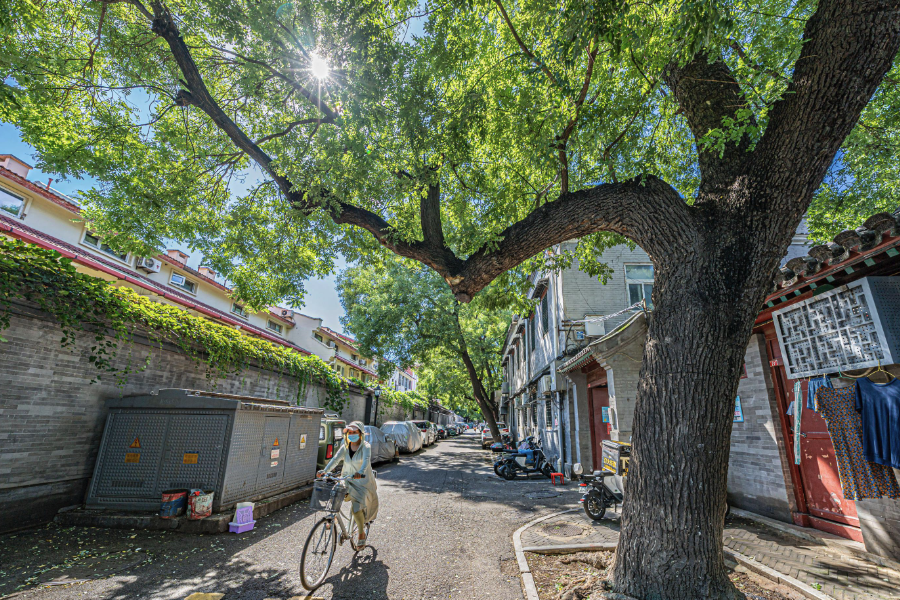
319, 425, 326, 441
359, 358, 367, 367
625, 264, 655, 307
529, 315, 536, 350
231, 303, 249, 318
169, 272, 197, 294
352, 354, 358, 362
0, 186, 24, 217
334, 364, 344, 377
541, 294, 549, 334
545, 399, 553, 429
82, 231, 128, 262
267, 320, 283, 334
315, 333, 324, 343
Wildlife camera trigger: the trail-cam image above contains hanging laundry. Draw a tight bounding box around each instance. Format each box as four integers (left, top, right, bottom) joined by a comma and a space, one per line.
807, 376, 832, 411
855, 377, 900, 469
793, 381, 802, 465
816, 387, 900, 500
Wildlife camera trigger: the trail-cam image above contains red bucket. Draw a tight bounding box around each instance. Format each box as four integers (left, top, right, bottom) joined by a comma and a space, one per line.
160, 489, 187, 518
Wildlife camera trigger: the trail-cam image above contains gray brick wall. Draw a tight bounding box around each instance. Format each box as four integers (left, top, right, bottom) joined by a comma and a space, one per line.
0, 305, 367, 532
727, 334, 795, 522
559, 242, 651, 334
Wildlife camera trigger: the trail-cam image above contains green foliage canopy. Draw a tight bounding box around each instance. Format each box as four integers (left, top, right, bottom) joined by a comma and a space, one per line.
337, 258, 511, 416
3, 0, 896, 306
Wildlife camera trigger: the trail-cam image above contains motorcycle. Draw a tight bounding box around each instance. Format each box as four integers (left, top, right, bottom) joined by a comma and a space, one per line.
573, 441, 630, 520
494, 436, 554, 480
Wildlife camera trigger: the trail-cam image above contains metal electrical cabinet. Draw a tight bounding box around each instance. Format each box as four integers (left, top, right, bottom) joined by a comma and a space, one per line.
85, 389, 323, 512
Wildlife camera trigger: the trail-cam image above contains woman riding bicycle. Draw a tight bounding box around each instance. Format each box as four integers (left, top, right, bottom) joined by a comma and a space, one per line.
317, 421, 378, 546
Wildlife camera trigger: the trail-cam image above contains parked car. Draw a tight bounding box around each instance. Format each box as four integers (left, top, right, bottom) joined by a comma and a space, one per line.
317, 413, 347, 469
364, 425, 399, 464
411, 420, 436, 446
436, 425, 447, 439
481, 422, 510, 448
381, 421, 423, 453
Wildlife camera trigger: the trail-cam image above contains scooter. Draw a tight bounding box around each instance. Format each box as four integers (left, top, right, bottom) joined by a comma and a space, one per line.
494, 436, 554, 480
572, 442, 629, 521
575, 467, 625, 520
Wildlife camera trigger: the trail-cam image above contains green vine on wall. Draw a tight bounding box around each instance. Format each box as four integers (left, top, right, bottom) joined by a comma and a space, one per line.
0, 239, 351, 409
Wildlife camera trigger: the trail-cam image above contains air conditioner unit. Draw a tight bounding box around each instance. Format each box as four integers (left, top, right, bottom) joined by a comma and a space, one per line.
584, 316, 605, 337
280, 309, 294, 319
540, 374, 553, 396
136, 257, 161, 273
327, 340, 335, 348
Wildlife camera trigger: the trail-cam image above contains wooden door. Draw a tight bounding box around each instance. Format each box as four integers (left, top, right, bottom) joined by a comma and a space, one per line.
588, 386, 610, 472
766, 334, 861, 541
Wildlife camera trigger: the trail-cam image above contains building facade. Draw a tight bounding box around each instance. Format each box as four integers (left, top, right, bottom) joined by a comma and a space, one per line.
499, 241, 654, 473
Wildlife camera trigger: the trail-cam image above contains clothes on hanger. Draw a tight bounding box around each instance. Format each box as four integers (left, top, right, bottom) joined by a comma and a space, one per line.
816, 386, 900, 500
854, 377, 900, 469
807, 376, 832, 411
793, 381, 802, 465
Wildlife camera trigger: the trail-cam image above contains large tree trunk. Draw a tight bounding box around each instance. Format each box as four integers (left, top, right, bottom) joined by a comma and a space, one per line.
456, 311, 502, 441
610, 208, 789, 599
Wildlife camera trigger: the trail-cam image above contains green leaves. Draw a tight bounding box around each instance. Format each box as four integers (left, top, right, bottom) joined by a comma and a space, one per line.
336, 256, 513, 416
0, 238, 348, 407
0, 0, 894, 300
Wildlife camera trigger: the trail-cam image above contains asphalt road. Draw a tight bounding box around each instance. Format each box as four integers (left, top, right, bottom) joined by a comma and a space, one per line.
0, 432, 575, 600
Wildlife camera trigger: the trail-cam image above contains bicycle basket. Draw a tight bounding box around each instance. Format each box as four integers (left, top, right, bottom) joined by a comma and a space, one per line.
310, 480, 345, 512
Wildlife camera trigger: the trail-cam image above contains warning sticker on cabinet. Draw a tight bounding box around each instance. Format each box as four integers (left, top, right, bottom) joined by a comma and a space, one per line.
124, 453, 140, 463
183, 453, 199, 464
271, 449, 280, 459
299, 434, 307, 449
129, 438, 141, 448
270, 460, 279, 468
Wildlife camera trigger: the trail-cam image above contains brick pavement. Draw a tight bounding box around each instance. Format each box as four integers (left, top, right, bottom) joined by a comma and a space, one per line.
521, 511, 900, 600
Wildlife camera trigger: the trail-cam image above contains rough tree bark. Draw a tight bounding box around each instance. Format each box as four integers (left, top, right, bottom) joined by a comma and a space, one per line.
609, 3, 900, 597
108, 1, 900, 598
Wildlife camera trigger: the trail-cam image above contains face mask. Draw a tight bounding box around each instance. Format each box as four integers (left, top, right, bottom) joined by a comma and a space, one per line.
347, 434, 360, 443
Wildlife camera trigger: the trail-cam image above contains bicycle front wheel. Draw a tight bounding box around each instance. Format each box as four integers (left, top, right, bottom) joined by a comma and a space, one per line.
300, 517, 337, 590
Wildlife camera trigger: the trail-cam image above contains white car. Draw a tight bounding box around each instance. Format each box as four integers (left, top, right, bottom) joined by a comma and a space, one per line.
481, 422, 509, 448
411, 420, 436, 446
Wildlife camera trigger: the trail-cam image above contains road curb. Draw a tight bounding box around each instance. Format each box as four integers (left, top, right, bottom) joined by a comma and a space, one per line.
724, 548, 834, 600
512, 508, 578, 600
514, 508, 838, 600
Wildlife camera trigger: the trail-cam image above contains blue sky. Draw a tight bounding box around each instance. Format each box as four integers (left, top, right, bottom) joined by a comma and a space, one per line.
0, 123, 348, 333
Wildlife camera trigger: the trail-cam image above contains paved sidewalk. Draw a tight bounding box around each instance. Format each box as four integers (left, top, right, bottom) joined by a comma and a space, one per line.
519, 509, 900, 600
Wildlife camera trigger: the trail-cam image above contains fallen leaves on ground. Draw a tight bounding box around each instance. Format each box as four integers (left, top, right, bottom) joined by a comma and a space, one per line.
526, 551, 804, 600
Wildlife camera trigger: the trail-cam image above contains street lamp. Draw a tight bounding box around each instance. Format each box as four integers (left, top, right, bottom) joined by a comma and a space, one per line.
372, 385, 382, 426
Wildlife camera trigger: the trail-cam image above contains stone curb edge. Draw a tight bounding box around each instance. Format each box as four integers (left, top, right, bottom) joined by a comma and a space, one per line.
731, 508, 900, 573
513, 508, 579, 600
513, 508, 837, 600
724, 548, 834, 600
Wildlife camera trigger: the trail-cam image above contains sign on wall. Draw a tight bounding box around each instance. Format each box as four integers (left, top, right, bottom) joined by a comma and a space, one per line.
734, 396, 744, 423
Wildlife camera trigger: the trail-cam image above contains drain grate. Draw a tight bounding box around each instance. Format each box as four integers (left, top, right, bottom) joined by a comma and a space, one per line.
541, 522, 585, 537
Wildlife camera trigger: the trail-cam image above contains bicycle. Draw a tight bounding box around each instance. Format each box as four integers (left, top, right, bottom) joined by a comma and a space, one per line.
300, 473, 372, 590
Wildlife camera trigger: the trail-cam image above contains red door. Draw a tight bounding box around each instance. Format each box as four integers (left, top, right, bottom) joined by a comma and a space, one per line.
766, 333, 862, 541
588, 386, 610, 472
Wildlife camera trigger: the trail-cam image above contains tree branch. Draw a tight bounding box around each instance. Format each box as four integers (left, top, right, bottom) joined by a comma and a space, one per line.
449, 176, 687, 301
420, 183, 445, 249
663, 53, 754, 202
492, 0, 558, 86
752, 0, 900, 218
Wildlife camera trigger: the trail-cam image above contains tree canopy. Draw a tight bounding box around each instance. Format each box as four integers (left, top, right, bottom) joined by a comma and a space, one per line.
4, 0, 895, 308
336, 258, 512, 427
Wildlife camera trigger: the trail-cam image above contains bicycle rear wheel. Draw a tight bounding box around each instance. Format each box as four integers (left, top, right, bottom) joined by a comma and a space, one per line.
300, 517, 337, 590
